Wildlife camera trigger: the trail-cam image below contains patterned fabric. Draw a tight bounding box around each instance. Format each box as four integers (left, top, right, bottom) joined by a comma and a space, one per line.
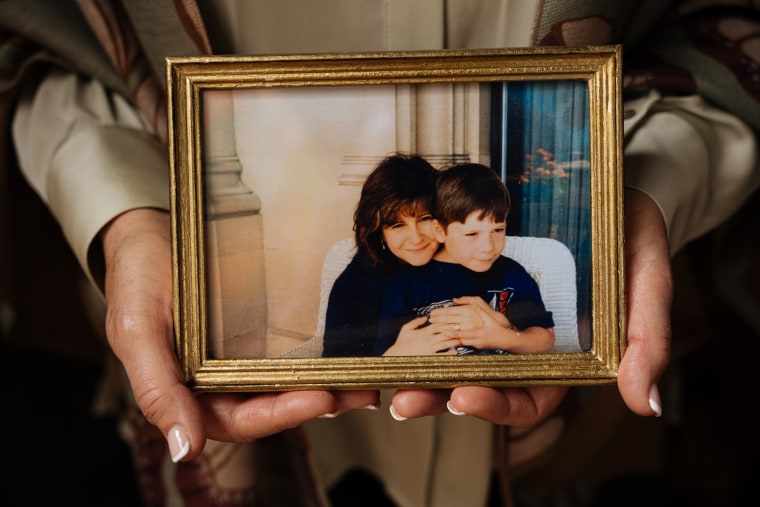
122, 405, 325, 507
72, 0, 216, 143
533, 1, 760, 132
0, 0, 129, 99
73, 0, 179, 144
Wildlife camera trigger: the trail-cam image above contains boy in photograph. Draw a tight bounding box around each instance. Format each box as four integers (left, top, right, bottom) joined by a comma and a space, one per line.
377, 163, 555, 356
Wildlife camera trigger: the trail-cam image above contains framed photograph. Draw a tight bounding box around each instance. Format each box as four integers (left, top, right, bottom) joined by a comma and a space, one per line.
168, 46, 624, 392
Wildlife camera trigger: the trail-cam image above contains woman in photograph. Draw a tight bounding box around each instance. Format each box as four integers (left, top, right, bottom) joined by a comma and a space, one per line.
321, 153, 450, 356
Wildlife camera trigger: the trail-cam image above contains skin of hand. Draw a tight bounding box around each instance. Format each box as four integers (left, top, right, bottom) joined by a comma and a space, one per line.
459, 316, 555, 354
391, 189, 672, 423
382, 316, 460, 356
428, 296, 509, 328
616, 188, 672, 416
429, 296, 554, 354
101, 208, 380, 462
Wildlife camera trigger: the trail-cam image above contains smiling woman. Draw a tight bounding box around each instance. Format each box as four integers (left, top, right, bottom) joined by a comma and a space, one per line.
321, 153, 441, 357
381, 214, 438, 267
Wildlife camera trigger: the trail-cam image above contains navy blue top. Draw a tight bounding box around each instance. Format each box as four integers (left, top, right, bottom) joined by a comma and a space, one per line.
322, 251, 388, 357
375, 256, 555, 355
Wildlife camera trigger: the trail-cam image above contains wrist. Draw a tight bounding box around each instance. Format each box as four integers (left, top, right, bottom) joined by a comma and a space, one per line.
102, 208, 170, 258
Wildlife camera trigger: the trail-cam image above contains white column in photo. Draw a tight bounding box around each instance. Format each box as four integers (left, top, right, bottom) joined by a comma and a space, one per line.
395, 82, 491, 168
203, 90, 268, 359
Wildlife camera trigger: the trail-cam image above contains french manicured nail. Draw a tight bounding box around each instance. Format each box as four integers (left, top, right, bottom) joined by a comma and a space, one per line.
318, 410, 340, 419
362, 401, 381, 411
447, 400, 466, 416
389, 404, 407, 421
168, 425, 190, 463
648, 384, 662, 417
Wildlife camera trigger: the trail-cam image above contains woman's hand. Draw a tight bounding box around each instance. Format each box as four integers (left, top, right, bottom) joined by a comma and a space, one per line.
390, 386, 569, 427
617, 189, 671, 416
383, 316, 459, 356
428, 296, 509, 328
102, 208, 379, 461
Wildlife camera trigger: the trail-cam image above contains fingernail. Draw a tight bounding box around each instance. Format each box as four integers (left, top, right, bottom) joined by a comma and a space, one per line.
648, 384, 662, 417
168, 425, 190, 463
389, 404, 407, 421
318, 410, 340, 419
362, 401, 381, 411
447, 400, 466, 416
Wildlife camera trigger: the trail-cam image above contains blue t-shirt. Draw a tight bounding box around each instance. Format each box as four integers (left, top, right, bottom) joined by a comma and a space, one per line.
375, 256, 554, 355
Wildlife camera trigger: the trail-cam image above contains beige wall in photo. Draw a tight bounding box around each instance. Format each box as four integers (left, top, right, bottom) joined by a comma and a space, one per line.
234, 85, 398, 356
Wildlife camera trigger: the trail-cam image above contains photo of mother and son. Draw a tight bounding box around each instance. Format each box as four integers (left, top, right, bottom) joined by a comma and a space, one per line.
322, 153, 556, 358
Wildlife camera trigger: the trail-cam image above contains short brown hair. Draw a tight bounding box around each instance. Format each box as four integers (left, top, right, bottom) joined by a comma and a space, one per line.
435, 163, 510, 228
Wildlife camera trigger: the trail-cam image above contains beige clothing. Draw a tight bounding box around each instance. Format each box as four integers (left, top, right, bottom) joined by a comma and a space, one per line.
9, 1, 760, 506
623, 91, 760, 254
12, 72, 170, 290
201, 0, 538, 54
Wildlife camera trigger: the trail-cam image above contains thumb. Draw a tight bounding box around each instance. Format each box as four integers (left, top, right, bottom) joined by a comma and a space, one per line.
102, 209, 207, 461
127, 345, 207, 463
107, 296, 207, 462
402, 315, 431, 329
618, 190, 672, 416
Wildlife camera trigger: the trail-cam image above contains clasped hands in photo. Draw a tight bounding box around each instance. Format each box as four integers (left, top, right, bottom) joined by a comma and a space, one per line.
102, 189, 670, 462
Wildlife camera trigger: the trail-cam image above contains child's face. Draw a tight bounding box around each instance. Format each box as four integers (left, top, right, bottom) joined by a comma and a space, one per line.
434, 210, 506, 272
382, 212, 439, 266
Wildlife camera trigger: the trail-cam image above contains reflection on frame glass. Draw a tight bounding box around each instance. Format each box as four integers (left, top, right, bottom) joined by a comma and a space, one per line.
168, 47, 624, 391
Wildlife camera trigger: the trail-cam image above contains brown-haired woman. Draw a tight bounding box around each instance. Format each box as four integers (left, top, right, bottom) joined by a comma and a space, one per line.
322, 153, 461, 356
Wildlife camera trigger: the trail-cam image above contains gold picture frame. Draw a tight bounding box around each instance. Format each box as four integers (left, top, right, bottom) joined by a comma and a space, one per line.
168, 46, 624, 392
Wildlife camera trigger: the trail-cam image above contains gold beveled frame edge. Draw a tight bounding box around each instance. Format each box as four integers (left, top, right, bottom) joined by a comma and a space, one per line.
167, 46, 624, 392
168, 46, 617, 90
186, 352, 616, 392
589, 45, 626, 378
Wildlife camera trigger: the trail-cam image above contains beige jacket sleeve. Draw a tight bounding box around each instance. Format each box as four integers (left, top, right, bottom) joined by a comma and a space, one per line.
11, 68, 170, 291
623, 89, 760, 255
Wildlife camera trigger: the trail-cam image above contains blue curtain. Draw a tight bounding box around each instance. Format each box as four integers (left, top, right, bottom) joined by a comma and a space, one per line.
491, 81, 592, 350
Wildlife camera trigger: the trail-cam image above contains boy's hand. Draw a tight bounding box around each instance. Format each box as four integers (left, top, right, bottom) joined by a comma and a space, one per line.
428, 295, 509, 330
